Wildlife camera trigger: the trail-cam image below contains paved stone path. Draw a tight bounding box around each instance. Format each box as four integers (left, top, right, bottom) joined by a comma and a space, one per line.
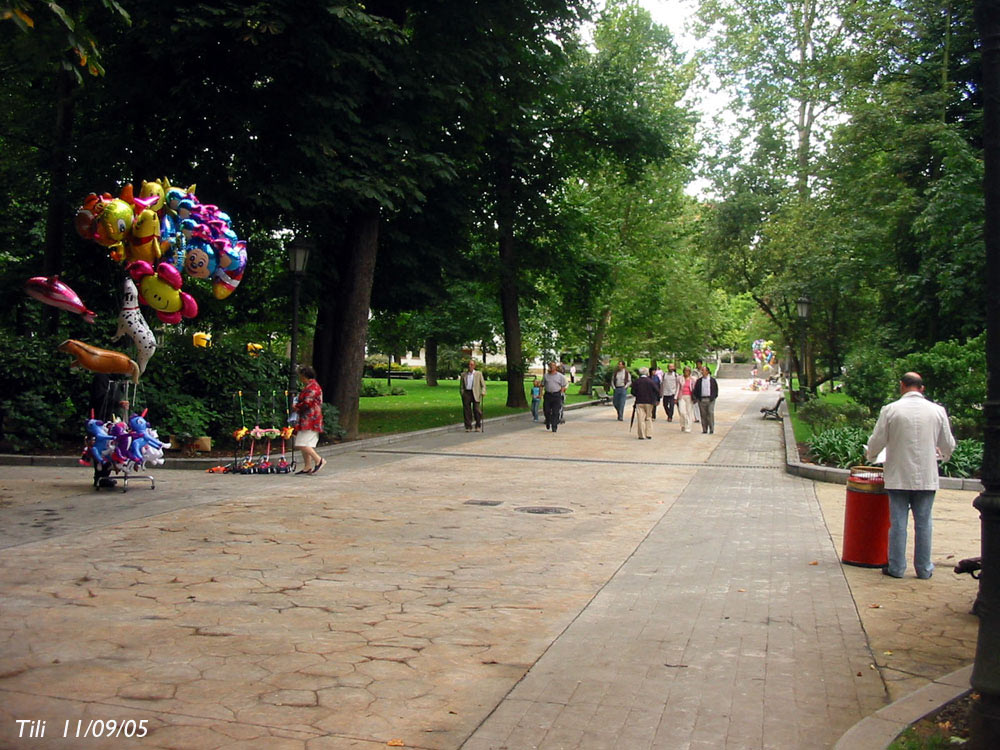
464, 393, 885, 750
0, 381, 976, 749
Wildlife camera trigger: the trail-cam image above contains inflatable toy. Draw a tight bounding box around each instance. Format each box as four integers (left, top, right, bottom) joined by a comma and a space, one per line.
127, 260, 198, 325
141, 428, 169, 467
58, 339, 140, 384
113, 278, 157, 373
124, 206, 161, 265
127, 412, 165, 464
24, 276, 96, 323
109, 421, 132, 466
139, 179, 165, 213
86, 418, 116, 465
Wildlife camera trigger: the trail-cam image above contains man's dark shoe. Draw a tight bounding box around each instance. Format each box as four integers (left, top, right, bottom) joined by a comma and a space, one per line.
882, 567, 902, 578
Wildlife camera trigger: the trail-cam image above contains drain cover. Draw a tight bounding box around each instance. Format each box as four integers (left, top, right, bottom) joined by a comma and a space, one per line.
464, 500, 503, 506
515, 506, 573, 515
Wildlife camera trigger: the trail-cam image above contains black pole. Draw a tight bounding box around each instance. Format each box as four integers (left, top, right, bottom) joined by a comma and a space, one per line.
971, 2, 1000, 747
289, 271, 301, 396
799, 318, 806, 404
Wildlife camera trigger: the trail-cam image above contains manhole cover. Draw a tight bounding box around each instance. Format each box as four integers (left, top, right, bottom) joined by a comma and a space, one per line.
464, 500, 503, 506
515, 506, 573, 515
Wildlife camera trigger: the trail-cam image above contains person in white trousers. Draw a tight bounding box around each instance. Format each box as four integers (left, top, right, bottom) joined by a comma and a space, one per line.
677, 366, 696, 433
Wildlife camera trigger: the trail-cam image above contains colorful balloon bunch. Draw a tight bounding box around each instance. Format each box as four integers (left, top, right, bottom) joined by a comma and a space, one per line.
25, 177, 251, 382
74, 177, 249, 314
155, 180, 248, 300
752, 339, 776, 371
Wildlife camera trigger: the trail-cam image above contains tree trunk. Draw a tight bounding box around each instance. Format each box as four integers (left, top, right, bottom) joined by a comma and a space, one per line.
579, 305, 612, 394
425, 336, 439, 385
313, 207, 380, 440
43, 67, 77, 335
495, 151, 527, 408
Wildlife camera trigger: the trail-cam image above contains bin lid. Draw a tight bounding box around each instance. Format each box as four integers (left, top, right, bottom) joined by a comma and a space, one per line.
848, 465, 884, 491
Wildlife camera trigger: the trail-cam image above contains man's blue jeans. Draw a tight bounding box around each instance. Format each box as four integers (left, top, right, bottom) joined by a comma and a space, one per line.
613, 386, 627, 420
887, 489, 936, 578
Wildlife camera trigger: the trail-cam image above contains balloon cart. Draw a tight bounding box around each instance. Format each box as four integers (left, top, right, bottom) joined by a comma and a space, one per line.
116, 472, 155, 493
21, 178, 250, 490
85, 382, 161, 493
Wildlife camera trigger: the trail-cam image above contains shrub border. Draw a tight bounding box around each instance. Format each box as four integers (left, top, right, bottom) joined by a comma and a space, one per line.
781, 402, 982, 492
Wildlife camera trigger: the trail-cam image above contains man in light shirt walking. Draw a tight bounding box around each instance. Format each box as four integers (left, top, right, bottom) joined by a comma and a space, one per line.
611, 361, 631, 421
543, 361, 568, 433
866, 372, 956, 579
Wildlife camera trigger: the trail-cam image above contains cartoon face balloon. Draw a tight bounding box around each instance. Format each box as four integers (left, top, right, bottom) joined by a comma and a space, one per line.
127, 260, 198, 325
93, 199, 134, 248
139, 180, 166, 213
184, 245, 216, 279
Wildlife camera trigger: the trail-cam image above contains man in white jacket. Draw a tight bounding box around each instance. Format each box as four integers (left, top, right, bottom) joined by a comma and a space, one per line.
866, 372, 956, 579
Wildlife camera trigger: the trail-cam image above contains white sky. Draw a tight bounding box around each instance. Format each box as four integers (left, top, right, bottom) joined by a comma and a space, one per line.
636, 0, 701, 55
635, 0, 724, 197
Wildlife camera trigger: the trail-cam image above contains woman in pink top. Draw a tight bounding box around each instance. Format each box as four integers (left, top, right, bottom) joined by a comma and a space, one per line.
677, 366, 695, 433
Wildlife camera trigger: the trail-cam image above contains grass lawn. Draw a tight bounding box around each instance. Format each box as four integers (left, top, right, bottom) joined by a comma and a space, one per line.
786, 379, 853, 444
357, 378, 593, 437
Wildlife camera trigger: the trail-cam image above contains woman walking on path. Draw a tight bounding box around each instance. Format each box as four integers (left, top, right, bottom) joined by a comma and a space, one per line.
293, 365, 325, 474
677, 366, 696, 433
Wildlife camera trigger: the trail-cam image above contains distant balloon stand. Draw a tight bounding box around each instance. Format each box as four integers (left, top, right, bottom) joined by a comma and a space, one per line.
24, 178, 249, 486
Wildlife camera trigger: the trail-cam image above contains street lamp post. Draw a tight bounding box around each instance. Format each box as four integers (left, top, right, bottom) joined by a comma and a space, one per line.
971, 3, 1000, 746
288, 237, 313, 396
796, 295, 811, 403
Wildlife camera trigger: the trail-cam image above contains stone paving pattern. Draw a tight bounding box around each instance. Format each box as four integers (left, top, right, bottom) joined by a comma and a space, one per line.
0, 382, 982, 749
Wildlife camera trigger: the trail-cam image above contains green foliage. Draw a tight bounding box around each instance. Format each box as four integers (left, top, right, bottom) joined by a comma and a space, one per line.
155, 395, 217, 439
796, 398, 870, 434
0, 330, 291, 453
365, 362, 417, 378
320, 403, 346, 441
939, 439, 983, 479
807, 427, 869, 470
1, 392, 78, 452
0, 331, 86, 451
843, 346, 897, 413
141, 335, 287, 439
435, 346, 469, 379
481, 364, 507, 381
845, 334, 985, 427
360, 382, 388, 398
895, 333, 986, 422
888, 725, 954, 750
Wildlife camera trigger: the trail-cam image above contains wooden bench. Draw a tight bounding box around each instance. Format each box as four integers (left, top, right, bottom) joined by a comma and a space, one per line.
760, 396, 784, 419
387, 371, 415, 379
592, 386, 612, 405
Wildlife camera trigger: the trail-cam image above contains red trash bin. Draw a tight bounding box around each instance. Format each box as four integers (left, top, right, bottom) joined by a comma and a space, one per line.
842, 466, 889, 567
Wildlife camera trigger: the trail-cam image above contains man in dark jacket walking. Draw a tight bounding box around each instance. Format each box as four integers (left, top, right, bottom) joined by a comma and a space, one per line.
693, 365, 719, 434
630, 367, 660, 440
